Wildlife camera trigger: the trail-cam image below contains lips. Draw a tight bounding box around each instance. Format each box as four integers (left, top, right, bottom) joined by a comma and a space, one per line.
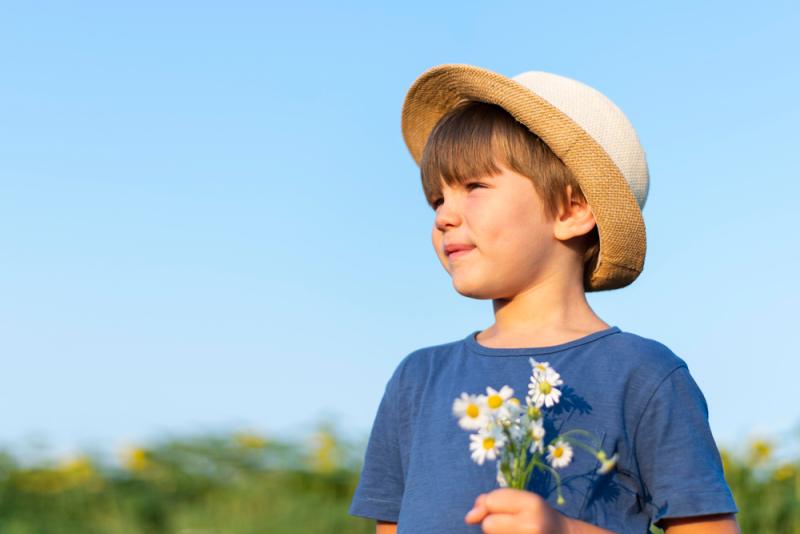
445, 244, 476, 258
447, 248, 473, 260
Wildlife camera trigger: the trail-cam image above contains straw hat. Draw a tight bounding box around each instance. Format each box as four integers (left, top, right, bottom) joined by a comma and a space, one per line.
401, 64, 649, 291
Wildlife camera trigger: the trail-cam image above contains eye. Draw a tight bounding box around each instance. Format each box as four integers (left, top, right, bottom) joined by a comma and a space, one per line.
432, 183, 486, 209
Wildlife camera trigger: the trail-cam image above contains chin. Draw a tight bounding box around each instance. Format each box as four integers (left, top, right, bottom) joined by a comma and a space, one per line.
451, 278, 494, 300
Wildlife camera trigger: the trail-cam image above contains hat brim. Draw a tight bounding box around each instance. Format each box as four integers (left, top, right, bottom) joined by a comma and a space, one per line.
401, 64, 646, 291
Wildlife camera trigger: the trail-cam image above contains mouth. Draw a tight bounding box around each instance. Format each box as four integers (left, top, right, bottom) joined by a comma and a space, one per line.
447, 247, 475, 260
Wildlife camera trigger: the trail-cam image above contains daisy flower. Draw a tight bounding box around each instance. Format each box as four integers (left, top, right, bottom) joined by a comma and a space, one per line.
484, 385, 514, 420
529, 418, 546, 454
498, 396, 522, 424
529, 357, 554, 377
547, 439, 574, 469
529, 357, 563, 384
469, 426, 506, 466
507, 421, 525, 442
524, 396, 542, 421
452, 393, 489, 431
596, 451, 619, 474
494, 398, 526, 441
528, 370, 563, 408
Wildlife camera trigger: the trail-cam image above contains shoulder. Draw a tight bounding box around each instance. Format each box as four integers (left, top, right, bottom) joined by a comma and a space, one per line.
607, 329, 689, 379
387, 336, 465, 391
601, 330, 701, 418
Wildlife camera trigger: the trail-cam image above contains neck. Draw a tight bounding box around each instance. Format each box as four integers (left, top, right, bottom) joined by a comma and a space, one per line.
483, 267, 609, 346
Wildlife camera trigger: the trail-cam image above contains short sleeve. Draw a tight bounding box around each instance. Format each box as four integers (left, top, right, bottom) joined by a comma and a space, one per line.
348, 366, 405, 522
633, 365, 739, 527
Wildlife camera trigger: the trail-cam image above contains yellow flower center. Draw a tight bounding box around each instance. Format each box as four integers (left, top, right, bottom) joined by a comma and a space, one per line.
509, 397, 520, 406
774, 465, 796, 481
487, 394, 503, 409
527, 406, 541, 419
483, 437, 495, 450
539, 382, 552, 394
536, 364, 547, 372
554, 446, 563, 458
466, 404, 480, 418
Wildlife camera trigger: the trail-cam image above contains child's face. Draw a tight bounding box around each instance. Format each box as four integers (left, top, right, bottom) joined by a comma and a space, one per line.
431, 163, 565, 299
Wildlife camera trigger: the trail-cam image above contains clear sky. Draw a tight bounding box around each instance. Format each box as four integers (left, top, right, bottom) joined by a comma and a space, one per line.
1, 1, 798, 465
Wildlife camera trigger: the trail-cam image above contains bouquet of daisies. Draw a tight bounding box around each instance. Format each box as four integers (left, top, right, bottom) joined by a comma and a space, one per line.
452, 357, 618, 505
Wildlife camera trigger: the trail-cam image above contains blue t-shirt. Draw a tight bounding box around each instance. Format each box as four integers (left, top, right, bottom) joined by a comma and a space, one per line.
348, 326, 738, 533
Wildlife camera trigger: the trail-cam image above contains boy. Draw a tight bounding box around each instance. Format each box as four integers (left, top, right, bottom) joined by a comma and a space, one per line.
348, 64, 739, 533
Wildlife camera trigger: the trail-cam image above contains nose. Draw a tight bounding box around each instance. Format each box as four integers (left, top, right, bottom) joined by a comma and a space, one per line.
434, 196, 462, 231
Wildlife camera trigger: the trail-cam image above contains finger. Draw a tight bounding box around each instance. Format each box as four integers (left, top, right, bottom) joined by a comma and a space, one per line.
464, 508, 485, 524
480, 512, 518, 534
465, 494, 488, 524
483, 488, 541, 515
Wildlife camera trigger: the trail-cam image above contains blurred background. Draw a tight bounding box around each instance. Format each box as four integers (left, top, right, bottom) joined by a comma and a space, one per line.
1, 1, 798, 532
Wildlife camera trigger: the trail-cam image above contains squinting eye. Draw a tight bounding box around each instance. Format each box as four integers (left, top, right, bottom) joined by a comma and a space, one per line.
432, 183, 485, 209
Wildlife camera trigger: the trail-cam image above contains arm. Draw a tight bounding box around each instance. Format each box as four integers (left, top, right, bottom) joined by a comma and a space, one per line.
564, 517, 615, 533
563, 513, 740, 534
661, 513, 740, 534
376, 520, 397, 534
565, 513, 740, 533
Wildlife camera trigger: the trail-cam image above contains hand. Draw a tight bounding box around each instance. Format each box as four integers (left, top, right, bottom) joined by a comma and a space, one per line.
464, 488, 572, 534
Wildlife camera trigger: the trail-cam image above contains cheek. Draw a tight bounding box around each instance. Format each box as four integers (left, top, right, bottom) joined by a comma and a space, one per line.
431, 227, 441, 251
477, 203, 524, 246
431, 228, 448, 264
482, 206, 546, 262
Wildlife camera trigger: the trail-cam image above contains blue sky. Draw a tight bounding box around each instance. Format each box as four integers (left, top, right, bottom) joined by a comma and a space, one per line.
1, 1, 798, 465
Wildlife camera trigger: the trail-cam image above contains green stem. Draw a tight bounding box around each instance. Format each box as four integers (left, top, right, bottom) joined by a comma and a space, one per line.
501, 461, 514, 488
521, 452, 538, 488
515, 437, 527, 487
537, 461, 566, 506
556, 429, 599, 448
503, 427, 517, 456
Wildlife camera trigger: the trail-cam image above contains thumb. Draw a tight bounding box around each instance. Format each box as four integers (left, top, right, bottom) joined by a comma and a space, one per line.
464, 494, 488, 523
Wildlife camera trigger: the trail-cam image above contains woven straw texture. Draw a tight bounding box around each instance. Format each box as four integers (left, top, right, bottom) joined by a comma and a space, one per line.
401, 64, 648, 292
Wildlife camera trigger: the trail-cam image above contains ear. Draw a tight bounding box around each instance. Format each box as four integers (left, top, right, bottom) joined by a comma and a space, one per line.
553, 184, 597, 242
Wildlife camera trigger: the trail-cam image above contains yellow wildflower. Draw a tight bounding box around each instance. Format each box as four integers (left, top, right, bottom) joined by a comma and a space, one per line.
773, 463, 796, 482
233, 431, 268, 449
57, 455, 102, 491
747, 439, 772, 466
120, 446, 151, 472
308, 429, 340, 473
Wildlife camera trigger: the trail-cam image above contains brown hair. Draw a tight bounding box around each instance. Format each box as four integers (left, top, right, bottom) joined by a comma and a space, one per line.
420, 99, 599, 264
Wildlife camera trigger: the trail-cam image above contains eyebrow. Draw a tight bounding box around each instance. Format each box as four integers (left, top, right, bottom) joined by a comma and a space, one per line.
465, 174, 497, 182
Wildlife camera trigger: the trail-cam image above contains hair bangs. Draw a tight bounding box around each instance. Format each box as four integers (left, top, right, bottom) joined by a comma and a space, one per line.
420, 101, 511, 209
